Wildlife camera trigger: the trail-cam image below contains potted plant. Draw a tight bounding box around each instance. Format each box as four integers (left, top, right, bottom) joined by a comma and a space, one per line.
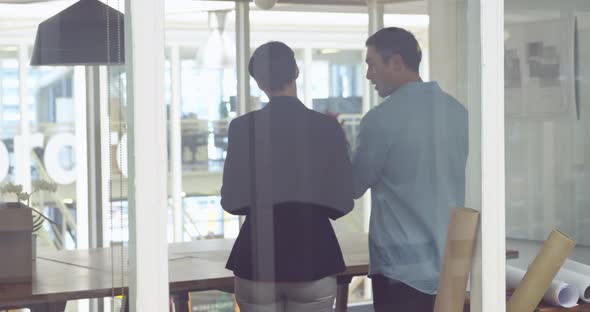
0, 181, 59, 259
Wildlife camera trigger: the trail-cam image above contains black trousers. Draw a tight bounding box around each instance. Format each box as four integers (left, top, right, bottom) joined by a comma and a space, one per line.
372, 275, 435, 312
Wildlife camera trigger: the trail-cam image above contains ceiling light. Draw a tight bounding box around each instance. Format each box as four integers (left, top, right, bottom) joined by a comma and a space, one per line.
196, 10, 235, 69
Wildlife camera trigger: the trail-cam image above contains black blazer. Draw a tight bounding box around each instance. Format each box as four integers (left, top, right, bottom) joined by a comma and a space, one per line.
221, 96, 354, 282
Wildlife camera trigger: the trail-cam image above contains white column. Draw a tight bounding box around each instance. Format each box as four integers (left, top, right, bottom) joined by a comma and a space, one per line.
428, 0, 458, 98
236, 0, 251, 114
76, 66, 89, 249
235, 0, 251, 227
362, 49, 371, 114
170, 45, 183, 242
363, 0, 383, 237
469, 0, 506, 311
125, 0, 169, 310
367, 0, 384, 38
430, 0, 484, 236
99, 66, 110, 247
303, 47, 313, 108
84, 66, 100, 249
367, 0, 383, 109
16, 45, 31, 192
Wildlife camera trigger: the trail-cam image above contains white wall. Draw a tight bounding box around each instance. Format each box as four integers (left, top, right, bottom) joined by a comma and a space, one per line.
504, 4, 590, 247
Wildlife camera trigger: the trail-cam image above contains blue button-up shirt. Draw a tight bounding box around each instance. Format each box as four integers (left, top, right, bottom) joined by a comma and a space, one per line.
352, 81, 468, 294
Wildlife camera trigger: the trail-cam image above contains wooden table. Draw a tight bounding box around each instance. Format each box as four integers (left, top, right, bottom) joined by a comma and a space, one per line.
0, 233, 369, 312
0, 233, 521, 312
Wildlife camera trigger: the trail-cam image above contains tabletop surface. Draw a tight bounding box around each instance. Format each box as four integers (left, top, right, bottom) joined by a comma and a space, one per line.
0, 233, 369, 307
1, 232, 520, 308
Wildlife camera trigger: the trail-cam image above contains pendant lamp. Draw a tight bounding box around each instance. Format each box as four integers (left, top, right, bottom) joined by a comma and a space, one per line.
254, 0, 277, 10
196, 10, 235, 69
30, 0, 125, 66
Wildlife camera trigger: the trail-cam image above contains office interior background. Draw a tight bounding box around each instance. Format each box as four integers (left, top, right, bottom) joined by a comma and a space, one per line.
0, 0, 588, 311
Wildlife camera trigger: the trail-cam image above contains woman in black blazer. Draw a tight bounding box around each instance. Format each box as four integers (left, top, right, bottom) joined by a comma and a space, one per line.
220, 41, 354, 312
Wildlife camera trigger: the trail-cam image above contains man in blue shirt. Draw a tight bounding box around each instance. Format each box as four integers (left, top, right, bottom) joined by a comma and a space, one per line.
353, 27, 468, 311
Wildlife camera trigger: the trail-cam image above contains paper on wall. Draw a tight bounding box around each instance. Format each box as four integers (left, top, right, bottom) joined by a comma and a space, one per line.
507, 265, 579, 308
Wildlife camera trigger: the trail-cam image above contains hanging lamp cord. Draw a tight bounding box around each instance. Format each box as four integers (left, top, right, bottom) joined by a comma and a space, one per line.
105, 1, 115, 311
116, 0, 126, 306
105, 1, 126, 311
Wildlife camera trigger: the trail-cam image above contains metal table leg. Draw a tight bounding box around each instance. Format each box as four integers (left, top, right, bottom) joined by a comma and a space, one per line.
171, 291, 190, 312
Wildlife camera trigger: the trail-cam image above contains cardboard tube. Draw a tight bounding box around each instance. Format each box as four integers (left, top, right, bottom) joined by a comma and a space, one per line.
507, 229, 576, 312
434, 207, 480, 312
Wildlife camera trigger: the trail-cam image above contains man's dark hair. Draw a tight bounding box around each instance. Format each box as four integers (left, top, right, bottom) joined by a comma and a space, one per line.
366, 27, 422, 73
248, 41, 297, 91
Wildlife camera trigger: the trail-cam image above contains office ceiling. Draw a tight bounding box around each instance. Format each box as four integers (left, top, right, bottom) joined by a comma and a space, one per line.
0, 0, 427, 23
0, 0, 57, 2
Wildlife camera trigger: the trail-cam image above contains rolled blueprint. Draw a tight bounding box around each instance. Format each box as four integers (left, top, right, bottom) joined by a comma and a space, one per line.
507, 229, 576, 312
434, 207, 479, 312
559, 261, 590, 303
507, 265, 579, 308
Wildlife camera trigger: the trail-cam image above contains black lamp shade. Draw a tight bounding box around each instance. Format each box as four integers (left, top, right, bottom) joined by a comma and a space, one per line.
30, 0, 125, 66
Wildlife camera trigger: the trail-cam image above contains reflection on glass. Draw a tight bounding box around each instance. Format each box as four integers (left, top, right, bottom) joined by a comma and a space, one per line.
505, 1, 590, 266
165, 47, 172, 106
176, 44, 238, 241
311, 49, 364, 150
505, 4, 590, 311
27, 63, 78, 250
0, 48, 19, 137
180, 47, 234, 173
183, 195, 239, 240
0, 0, 120, 306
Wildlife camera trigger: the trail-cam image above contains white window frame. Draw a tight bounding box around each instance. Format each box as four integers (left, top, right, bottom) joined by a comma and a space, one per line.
125, 0, 170, 310
472, 0, 506, 311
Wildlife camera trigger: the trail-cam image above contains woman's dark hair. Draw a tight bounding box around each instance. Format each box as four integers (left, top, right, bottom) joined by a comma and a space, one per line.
248, 41, 297, 91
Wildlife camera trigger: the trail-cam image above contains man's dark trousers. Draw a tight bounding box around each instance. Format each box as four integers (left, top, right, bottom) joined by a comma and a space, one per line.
372, 275, 435, 312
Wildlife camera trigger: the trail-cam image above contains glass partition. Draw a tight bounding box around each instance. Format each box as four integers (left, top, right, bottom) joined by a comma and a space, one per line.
0, 0, 128, 310
505, 1, 590, 310
0, 1, 502, 311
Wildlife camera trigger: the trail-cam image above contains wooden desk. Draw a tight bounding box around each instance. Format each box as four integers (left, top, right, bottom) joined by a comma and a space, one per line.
0, 233, 520, 312
0, 233, 369, 312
